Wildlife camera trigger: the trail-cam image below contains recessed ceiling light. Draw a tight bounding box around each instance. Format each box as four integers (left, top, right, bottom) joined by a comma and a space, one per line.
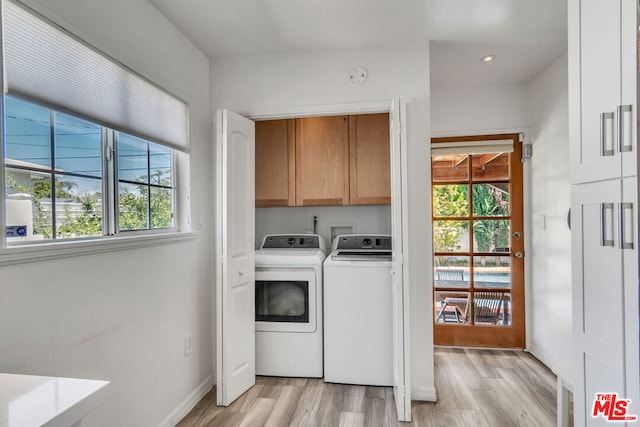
481, 55, 496, 63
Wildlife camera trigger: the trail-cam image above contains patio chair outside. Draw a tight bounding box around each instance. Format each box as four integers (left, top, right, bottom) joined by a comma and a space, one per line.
436, 295, 469, 323
435, 268, 465, 282
474, 291, 504, 324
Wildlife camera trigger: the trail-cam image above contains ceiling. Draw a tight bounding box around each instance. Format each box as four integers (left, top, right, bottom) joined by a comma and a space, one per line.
149, 0, 567, 89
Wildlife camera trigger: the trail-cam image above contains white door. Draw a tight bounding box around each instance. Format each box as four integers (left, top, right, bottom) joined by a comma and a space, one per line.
390, 98, 411, 422
215, 109, 256, 406
571, 0, 622, 184
620, 0, 637, 179
622, 177, 639, 420
571, 180, 625, 426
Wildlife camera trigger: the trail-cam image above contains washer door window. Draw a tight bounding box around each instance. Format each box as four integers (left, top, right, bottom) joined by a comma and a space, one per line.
255, 270, 317, 333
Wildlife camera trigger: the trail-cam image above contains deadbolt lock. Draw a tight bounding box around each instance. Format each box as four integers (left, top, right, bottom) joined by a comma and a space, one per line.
513, 232, 521, 239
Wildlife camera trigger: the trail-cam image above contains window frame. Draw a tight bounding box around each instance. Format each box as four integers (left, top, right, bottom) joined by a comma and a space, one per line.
1, 95, 191, 259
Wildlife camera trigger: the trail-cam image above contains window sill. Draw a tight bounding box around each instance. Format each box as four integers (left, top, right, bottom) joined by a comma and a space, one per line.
0, 232, 197, 267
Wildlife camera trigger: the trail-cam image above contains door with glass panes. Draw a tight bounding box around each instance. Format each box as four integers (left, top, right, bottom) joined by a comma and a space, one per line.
432, 134, 524, 348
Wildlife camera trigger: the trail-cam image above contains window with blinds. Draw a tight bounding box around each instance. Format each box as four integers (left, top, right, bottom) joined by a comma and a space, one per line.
2, 0, 189, 243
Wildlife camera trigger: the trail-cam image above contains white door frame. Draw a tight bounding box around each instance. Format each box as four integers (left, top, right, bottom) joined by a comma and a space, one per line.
242, 101, 393, 121
239, 99, 412, 420
390, 98, 412, 421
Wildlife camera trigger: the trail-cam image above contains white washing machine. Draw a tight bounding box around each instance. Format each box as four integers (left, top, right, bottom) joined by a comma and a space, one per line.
255, 234, 326, 377
323, 234, 393, 386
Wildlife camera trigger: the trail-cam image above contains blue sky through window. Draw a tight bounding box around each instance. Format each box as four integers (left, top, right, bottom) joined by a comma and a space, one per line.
5, 95, 172, 190
54, 112, 102, 177
4, 96, 103, 195
5, 96, 51, 169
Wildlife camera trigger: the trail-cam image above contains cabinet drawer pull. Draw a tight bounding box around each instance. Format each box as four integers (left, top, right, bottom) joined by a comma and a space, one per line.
617, 105, 633, 153
601, 112, 615, 156
601, 203, 614, 247
619, 202, 634, 250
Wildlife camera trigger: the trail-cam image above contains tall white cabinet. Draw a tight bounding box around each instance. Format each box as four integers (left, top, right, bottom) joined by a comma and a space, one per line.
569, 0, 639, 425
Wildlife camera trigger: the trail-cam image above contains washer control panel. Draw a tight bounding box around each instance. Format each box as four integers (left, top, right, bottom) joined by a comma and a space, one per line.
261, 234, 321, 249
335, 235, 392, 250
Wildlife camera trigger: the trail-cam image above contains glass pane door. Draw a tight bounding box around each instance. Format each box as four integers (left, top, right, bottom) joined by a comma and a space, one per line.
432, 134, 525, 348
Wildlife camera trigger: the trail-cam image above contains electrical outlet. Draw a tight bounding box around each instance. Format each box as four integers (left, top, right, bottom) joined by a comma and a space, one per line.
184, 336, 193, 356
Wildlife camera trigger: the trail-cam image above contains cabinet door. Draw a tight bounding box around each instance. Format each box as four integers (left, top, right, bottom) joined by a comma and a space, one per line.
295, 116, 349, 206
255, 120, 295, 207
620, 0, 637, 178
349, 113, 391, 205
622, 177, 639, 419
572, 0, 622, 183
571, 180, 625, 426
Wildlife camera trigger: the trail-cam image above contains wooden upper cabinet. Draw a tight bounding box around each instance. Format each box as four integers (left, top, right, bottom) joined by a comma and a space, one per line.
255, 119, 295, 207
349, 113, 391, 205
295, 116, 349, 206
255, 114, 390, 207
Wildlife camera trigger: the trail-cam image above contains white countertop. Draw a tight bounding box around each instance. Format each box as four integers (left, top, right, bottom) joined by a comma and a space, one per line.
0, 373, 110, 427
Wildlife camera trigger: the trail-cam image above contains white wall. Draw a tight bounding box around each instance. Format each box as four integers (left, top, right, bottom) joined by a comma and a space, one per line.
431, 84, 529, 136
256, 205, 391, 250
212, 45, 436, 400
0, 1, 213, 426
526, 53, 572, 384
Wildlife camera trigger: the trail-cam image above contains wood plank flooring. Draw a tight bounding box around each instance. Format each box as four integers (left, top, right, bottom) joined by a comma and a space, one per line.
178, 348, 563, 426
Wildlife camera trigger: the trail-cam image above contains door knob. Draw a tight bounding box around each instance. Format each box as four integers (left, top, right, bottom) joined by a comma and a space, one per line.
514, 252, 523, 259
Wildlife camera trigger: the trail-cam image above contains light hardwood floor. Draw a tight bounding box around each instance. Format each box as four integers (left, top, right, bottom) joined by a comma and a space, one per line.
178, 348, 563, 426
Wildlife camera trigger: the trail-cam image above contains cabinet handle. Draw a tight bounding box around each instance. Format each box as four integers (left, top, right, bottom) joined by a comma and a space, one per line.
601, 112, 615, 156
617, 105, 633, 153
601, 203, 614, 247
619, 202, 634, 250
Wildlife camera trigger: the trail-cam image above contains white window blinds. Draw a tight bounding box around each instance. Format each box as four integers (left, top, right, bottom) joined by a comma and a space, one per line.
2, 0, 189, 151
431, 139, 514, 156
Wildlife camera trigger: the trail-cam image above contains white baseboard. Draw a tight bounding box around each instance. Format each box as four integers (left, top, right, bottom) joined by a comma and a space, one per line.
527, 346, 573, 391
412, 385, 437, 402
527, 346, 556, 371
158, 375, 213, 427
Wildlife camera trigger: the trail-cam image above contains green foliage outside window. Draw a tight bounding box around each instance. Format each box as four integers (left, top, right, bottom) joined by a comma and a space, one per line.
433, 185, 468, 253
119, 170, 173, 231
433, 182, 510, 257
6, 169, 172, 238
472, 184, 510, 253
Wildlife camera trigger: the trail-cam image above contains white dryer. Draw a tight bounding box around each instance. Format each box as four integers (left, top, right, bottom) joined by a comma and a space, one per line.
323, 234, 393, 386
255, 234, 326, 377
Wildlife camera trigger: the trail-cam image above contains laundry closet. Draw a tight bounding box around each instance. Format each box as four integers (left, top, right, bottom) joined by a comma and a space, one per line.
252, 112, 393, 383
